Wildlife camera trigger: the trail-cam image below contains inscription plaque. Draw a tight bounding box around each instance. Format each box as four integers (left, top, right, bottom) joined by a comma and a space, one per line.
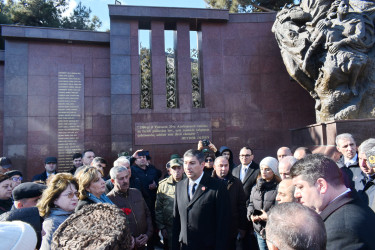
135, 121, 211, 145
57, 65, 84, 171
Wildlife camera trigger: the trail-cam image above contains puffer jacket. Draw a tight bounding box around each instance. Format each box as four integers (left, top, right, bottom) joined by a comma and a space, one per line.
247, 178, 278, 234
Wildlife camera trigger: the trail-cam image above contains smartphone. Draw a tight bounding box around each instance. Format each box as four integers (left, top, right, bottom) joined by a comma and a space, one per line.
253, 209, 263, 216
138, 151, 149, 157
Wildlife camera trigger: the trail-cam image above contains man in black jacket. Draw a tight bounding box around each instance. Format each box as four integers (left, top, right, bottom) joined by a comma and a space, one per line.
291, 154, 375, 250
31, 157, 57, 183
212, 156, 247, 250
172, 149, 230, 250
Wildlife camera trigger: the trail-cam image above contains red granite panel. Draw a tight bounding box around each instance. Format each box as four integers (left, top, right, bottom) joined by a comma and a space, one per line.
177, 94, 192, 113
84, 77, 93, 97
93, 97, 111, 116
151, 21, 165, 57
28, 116, 50, 132
153, 94, 167, 113
28, 131, 50, 146
28, 56, 51, 76
92, 116, 111, 135
29, 43, 51, 57
130, 20, 139, 38
92, 46, 110, 59
28, 96, 50, 116
131, 55, 140, 75
112, 115, 132, 134
93, 58, 110, 77
71, 45, 91, 58
28, 76, 50, 96
49, 96, 57, 117
204, 93, 225, 112
222, 55, 260, 75
203, 56, 223, 76
262, 112, 283, 130
152, 55, 166, 96
131, 75, 140, 95
223, 37, 260, 56
72, 56, 93, 78
201, 24, 222, 39
49, 44, 72, 57
176, 23, 190, 54
85, 96, 93, 116
93, 78, 111, 97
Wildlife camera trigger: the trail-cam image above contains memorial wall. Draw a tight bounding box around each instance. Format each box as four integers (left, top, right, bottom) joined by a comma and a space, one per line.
0, 6, 316, 179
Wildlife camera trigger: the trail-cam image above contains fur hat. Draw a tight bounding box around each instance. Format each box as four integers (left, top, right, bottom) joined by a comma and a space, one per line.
52, 203, 132, 249
259, 157, 279, 175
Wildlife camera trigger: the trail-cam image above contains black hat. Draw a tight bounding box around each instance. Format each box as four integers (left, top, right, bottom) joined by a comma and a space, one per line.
44, 157, 57, 164
0, 157, 12, 169
0, 173, 9, 183
12, 182, 46, 201
5, 170, 23, 178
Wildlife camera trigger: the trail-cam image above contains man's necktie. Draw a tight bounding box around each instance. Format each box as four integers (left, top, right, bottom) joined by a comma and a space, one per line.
190, 183, 197, 200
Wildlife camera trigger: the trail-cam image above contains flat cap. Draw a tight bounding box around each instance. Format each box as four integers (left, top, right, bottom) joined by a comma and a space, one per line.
44, 157, 57, 164
5, 170, 22, 178
0, 174, 9, 183
12, 182, 46, 201
168, 158, 183, 168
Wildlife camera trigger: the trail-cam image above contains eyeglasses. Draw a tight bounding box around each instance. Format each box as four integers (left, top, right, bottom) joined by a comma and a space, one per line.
12, 177, 23, 182
239, 154, 252, 158
205, 159, 213, 162
62, 192, 79, 199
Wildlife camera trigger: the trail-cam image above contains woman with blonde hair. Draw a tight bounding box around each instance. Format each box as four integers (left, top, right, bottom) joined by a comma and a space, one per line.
37, 173, 79, 250
75, 167, 113, 211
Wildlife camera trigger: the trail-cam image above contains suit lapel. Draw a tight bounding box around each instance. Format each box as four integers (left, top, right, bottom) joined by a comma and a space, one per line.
232, 166, 240, 179
242, 163, 256, 183
181, 178, 190, 204
188, 174, 208, 206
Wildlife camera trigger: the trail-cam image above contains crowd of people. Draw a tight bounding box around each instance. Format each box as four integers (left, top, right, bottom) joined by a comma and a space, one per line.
0, 132, 375, 250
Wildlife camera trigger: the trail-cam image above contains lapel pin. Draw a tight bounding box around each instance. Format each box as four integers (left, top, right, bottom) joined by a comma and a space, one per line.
202, 187, 206, 191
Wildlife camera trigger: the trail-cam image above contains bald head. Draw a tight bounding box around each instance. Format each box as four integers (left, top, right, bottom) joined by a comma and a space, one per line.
276, 179, 296, 203
277, 147, 292, 161
294, 147, 312, 160
278, 156, 297, 180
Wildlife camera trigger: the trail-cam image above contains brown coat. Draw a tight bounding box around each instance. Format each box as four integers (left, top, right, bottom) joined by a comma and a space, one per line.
107, 188, 153, 239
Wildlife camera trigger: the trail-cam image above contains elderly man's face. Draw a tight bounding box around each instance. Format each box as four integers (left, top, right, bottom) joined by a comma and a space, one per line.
214, 157, 229, 179
293, 175, 323, 213
336, 138, 356, 161
278, 161, 292, 180
358, 151, 375, 176
170, 165, 184, 182
277, 147, 292, 161
113, 170, 130, 193
276, 179, 295, 203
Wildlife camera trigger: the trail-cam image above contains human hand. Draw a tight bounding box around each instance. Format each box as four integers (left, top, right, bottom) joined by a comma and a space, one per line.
135, 234, 148, 247
208, 142, 217, 152
258, 210, 268, 221
250, 214, 260, 223
198, 141, 204, 150
132, 149, 143, 158
149, 181, 157, 190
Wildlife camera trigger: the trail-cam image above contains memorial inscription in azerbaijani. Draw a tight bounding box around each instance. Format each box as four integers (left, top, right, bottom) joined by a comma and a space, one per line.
57, 65, 84, 171
135, 121, 211, 145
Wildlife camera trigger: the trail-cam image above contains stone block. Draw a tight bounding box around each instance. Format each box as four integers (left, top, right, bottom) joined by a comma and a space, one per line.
111, 115, 132, 134
4, 95, 27, 117
5, 55, 28, 76
110, 35, 131, 55
28, 116, 50, 132
93, 96, 111, 116
111, 94, 131, 115
4, 75, 28, 95
92, 116, 111, 135
28, 76, 50, 96
110, 56, 130, 75
3, 116, 27, 138
28, 96, 50, 116
93, 77, 111, 97
4, 41, 28, 56
111, 74, 132, 95
93, 58, 111, 77
92, 46, 110, 59
110, 20, 131, 37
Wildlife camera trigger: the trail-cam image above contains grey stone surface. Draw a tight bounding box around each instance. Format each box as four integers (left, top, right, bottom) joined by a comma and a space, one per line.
110, 55, 131, 75
111, 74, 131, 95
4, 75, 28, 95
111, 94, 131, 115
110, 35, 131, 55
110, 21, 131, 36
4, 95, 28, 117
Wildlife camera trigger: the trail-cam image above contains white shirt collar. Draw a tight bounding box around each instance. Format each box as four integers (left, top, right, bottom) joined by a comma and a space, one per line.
189, 172, 204, 186
345, 154, 358, 165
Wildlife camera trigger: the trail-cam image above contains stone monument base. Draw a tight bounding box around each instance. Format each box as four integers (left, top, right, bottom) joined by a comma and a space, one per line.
291, 119, 375, 161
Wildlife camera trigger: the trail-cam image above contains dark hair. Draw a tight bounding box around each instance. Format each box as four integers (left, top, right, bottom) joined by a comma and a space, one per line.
240, 146, 253, 155
51, 203, 132, 249
82, 149, 95, 157
266, 202, 326, 250
72, 153, 82, 160
184, 149, 205, 163
91, 157, 107, 165
290, 154, 344, 187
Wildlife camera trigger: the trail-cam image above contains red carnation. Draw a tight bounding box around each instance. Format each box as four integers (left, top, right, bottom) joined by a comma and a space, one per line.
121, 208, 132, 215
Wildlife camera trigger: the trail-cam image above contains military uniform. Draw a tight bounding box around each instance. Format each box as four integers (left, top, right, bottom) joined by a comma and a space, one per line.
155, 175, 185, 247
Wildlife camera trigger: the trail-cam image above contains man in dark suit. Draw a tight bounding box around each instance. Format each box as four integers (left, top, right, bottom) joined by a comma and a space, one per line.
31, 157, 57, 183
232, 146, 259, 250
172, 149, 230, 250
291, 154, 375, 250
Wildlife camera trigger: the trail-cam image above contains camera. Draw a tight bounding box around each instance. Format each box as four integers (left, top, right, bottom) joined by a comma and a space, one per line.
138, 151, 149, 157
202, 139, 210, 147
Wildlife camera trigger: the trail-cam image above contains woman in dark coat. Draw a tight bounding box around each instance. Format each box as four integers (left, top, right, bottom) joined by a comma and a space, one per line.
247, 157, 281, 250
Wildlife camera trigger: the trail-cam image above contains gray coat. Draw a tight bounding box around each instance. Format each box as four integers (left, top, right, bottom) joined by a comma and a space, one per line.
40, 208, 73, 250
247, 178, 278, 234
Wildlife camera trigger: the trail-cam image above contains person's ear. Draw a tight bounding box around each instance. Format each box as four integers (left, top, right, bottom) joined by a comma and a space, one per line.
316, 178, 328, 194
15, 201, 23, 209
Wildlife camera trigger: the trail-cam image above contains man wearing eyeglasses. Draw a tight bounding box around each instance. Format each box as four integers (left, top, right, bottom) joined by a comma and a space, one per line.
232, 147, 260, 250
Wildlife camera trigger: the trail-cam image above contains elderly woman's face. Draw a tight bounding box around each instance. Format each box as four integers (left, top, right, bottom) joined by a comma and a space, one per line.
0, 179, 13, 200
86, 171, 106, 198
54, 184, 79, 212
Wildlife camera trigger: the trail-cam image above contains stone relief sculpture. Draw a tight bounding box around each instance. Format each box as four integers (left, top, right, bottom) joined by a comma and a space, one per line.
272, 0, 375, 122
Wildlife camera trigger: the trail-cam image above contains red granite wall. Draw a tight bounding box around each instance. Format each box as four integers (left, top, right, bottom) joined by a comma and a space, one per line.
0, 62, 3, 156
25, 42, 111, 178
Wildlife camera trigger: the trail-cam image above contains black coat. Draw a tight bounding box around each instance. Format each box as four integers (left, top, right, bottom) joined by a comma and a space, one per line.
247, 178, 278, 234
320, 191, 375, 250
212, 172, 247, 240
172, 172, 230, 250
232, 161, 260, 205
75, 198, 95, 212
32, 171, 48, 182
